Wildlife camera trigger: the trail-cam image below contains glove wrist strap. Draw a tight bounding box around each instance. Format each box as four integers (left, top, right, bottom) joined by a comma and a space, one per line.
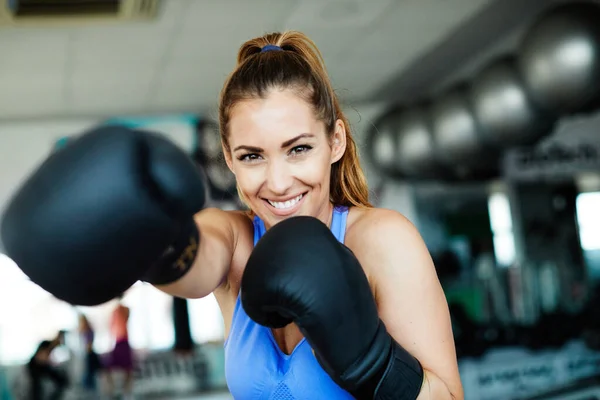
142, 219, 199, 285
372, 340, 424, 400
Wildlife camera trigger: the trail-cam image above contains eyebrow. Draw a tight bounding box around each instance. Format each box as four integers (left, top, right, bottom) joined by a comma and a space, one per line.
233, 133, 315, 152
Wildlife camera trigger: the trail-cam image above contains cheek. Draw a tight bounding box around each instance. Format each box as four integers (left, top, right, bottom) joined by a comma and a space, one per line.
293, 151, 332, 185
234, 167, 263, 195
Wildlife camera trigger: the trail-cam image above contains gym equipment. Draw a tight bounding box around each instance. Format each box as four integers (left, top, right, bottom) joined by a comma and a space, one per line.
470, 57, 555, 148
449, 303, 505, 359
429, 86, 491, 174
195, 119, 223, 162
451, 304, 487, 358
193, 119, 237, 201
367, 112, 399, 177
517, 1, 600, 114
134, 349, 210, 397
205, 162, 237, 199
395, 107, 441, 179
520, 376, 600, 400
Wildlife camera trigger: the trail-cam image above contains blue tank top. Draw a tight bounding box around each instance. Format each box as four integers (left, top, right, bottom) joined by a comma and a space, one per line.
224, 206, 354, 400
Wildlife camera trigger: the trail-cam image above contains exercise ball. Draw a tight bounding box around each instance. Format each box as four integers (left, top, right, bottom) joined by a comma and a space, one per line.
518, 2, 600, 113
192, 119, 237, 201
430, 87, 487, 167
367, 114, 398, 177
396, 107, 439, 178
206, 162, 237, 195
470, 57, 555, 148
196, 120, 222, 161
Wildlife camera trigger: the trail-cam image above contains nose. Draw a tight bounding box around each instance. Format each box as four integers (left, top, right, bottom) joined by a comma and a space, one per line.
266, 159, 293, 195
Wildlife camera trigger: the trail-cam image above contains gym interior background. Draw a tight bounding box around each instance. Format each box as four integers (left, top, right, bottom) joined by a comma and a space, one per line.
1, 0, 600, 399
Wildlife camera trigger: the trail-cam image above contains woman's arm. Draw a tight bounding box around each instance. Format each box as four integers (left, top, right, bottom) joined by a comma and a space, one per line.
350, 209, 463, 400
154, 207, 249, 299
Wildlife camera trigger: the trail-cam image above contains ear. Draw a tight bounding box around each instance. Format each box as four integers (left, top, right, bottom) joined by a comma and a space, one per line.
330, 119, 347, 164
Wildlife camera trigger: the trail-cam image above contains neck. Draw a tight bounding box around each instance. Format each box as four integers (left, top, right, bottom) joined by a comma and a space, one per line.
319, 202, 335, 228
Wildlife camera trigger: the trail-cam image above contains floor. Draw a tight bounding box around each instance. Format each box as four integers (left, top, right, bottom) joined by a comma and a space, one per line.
64, 388, 234, 399
175, 393, 232, 400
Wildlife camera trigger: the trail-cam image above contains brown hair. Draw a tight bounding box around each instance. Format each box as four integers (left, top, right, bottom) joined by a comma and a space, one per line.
218, 31, 372, 208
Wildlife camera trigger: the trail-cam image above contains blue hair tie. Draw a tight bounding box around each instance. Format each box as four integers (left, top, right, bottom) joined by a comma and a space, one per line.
261, 44, 283, 53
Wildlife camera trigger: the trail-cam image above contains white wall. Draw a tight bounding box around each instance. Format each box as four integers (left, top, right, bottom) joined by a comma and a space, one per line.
0, 119, 96, 217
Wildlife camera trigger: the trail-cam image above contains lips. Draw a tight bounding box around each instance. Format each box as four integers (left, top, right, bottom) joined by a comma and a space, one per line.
267, 193, 304, 210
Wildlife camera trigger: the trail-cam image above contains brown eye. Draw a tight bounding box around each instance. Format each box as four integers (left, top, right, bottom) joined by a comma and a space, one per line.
238, 153, 262, 162
289, 145, 312, 156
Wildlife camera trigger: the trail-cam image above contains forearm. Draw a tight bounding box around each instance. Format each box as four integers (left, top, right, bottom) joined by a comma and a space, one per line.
416, 370, 463, 400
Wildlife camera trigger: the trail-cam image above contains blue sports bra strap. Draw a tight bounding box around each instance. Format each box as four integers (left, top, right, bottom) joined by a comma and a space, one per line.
331, 205, 349, 244
253, 215, 266, 246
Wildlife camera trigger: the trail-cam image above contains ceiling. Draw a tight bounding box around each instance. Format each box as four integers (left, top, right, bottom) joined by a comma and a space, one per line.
0, 0, 495, 121
369, 0, 563, 106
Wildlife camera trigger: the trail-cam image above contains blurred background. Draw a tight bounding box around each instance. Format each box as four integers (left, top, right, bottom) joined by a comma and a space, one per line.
1, 0, 600, 399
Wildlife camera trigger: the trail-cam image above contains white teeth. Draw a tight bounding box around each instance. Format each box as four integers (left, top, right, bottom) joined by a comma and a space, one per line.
268, 194, 303, 209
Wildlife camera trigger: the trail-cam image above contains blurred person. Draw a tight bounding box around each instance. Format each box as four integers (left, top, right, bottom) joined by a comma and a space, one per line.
27, 337, 69, 400
78, 314, 103, 393
104, 295, 134, 399
51, 331, 66, 353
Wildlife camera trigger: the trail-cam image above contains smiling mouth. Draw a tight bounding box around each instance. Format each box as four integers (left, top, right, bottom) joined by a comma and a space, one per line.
266, 193, 305, 210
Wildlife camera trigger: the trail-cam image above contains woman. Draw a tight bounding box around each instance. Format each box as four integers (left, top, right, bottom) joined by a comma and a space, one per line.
159, 31, 463, 399
77, 314, 102, 392
1, 31, 462, 399
104, 295, 134, 398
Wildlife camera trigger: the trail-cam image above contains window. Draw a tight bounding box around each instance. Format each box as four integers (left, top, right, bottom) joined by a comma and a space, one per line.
488, 192, 516, 267
576, 192, 600, 251
188, 295, 225, 344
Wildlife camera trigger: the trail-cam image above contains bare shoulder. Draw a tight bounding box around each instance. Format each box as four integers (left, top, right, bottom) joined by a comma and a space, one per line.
345, 207, 418, 249
345, 207, 428, 284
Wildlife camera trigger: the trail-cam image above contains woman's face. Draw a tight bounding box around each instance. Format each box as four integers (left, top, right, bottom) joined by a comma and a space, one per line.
225, 89, 346, 229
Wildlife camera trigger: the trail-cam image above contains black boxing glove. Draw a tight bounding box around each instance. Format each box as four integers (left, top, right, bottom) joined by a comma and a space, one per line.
1, 125, 206, 306
241, 216, 424, 400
